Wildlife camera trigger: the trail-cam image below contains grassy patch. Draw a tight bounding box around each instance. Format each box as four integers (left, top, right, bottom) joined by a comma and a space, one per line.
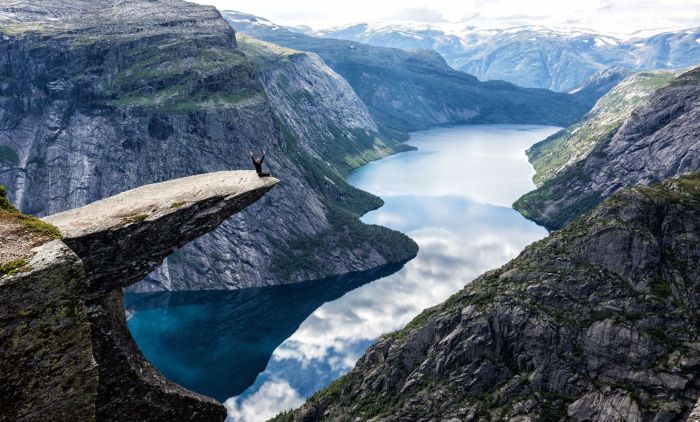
0, 185, 62, 239
0, 259, 30, 279
122, 213, 149, 224
170, 201, 187, 209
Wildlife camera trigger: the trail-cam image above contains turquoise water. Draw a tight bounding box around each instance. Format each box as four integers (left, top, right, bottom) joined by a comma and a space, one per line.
126, 124, 558, 421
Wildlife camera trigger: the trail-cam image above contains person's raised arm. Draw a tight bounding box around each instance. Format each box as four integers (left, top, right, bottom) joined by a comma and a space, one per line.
260, 149, 265, 164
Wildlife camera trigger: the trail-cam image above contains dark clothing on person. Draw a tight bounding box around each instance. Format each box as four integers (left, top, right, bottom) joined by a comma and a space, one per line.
251, 154, 270, 177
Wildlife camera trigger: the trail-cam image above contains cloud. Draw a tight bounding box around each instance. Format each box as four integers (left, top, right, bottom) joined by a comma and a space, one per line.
225, 379, 304, 422
388, 7, 448, 23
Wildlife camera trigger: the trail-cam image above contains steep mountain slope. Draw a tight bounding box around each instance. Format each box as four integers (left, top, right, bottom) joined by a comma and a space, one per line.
278, 173, 700, 421
0, 0, 417, 291
527, 69, 680, 186
515, 66, 700, 230
223, 12, 594, 135
235, 35, 412, 174
318, 23, 700, 91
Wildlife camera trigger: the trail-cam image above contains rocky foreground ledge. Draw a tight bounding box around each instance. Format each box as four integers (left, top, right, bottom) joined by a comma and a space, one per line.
1, 171, 277, 421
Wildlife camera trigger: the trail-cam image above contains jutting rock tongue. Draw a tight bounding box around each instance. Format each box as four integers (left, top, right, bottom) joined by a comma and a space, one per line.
1, 171, 277, 421
43, 171, 279, 299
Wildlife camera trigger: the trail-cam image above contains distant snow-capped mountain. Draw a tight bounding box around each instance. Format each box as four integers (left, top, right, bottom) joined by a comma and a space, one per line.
313, 23, 700, 91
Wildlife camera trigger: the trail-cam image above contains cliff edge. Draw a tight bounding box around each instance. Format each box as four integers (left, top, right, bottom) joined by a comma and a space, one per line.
0, 171, 277, 421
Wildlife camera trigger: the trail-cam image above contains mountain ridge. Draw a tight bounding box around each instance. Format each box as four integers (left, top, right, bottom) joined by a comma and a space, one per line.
310, 21, 700, 91
223, 11, 608, 136
515, 65, 700, 230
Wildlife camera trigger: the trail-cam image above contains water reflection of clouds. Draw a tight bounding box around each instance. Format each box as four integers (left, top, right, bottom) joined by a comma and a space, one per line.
227, 194, 548, 420
348, 125, 560, 207
175, 125, 557, 421
225, 378, 304, 422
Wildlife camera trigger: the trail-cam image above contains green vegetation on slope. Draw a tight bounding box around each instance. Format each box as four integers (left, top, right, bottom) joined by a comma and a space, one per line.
236, 34, 303, 70
526, 70, 679, 186
239, 34, 412, 177
0, 185, 62, 240
514, 66, 700, 230
269, 122, 418, 279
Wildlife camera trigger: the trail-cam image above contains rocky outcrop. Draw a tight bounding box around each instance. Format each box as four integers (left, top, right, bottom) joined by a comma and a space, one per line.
44, 171, 277, 297
0, 0, 417, 291
526, 69, 680, 187
0, 240, 96, 421
224, 12, 595, 135
1, 172, 277, 421
277, 174, 700, 421
515, 66, 700, 230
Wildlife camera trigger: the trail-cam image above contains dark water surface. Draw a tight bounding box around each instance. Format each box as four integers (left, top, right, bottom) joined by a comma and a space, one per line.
126, 124, 558, 421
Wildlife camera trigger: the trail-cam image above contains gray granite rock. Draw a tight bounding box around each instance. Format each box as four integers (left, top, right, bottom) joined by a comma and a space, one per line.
44, 171, 277, 298
278, 174, 700, 422
515, 66, 700, 230
0, 0, 417, 292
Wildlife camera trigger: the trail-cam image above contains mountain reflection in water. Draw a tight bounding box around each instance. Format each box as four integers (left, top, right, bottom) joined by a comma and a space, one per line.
127, 124, 559, 421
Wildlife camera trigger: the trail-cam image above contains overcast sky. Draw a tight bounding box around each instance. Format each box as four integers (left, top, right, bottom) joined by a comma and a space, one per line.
192, 0, 700, 35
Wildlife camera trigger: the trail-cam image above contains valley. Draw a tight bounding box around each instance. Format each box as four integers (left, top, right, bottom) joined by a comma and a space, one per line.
0, 1, 698, 421
125, 124, 555, 420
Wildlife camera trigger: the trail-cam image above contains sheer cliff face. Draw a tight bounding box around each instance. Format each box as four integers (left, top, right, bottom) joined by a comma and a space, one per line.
280, 174, 700, 422
0, 0, 416, 291
515, 66, 700, 230
526, 69, 680, 187
237, 35, 411, 175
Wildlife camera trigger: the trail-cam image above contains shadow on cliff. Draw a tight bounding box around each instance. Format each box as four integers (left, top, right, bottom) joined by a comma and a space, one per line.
124, 261, 408, 402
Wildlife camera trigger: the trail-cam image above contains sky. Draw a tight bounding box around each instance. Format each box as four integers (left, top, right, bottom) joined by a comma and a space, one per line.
191, 0, 700, 35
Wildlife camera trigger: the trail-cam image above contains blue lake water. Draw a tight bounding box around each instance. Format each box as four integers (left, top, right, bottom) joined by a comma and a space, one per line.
126, 124, 558, 421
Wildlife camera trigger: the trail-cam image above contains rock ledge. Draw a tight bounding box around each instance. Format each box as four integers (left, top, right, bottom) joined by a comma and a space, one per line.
2, 171, 277, 421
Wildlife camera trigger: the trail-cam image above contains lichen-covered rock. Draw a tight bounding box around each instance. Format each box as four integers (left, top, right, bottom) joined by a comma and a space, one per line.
278, 174, 700, 421
0, 241, 96, 421
44, 171, 277, 298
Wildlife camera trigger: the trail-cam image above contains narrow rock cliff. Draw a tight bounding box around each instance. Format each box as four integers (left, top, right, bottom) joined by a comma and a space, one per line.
1, 171, 276, 421
279, 173, 700, 421
0, 0, 417, 291
515, 66, 700, 230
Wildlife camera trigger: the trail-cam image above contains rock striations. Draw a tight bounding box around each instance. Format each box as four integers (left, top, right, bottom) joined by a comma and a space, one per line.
279, 173, 700, 422
515, 66, 700, 230
1, 171, 277, 421
44, 171, 278, 298
0, 0, 417, 292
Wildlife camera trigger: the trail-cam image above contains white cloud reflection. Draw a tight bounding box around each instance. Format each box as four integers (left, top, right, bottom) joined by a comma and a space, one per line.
225, 379, 304, 422
227, 125, 557, 419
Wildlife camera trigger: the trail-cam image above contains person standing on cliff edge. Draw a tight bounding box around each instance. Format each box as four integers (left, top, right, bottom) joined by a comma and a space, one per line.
250, 150, 270, 177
